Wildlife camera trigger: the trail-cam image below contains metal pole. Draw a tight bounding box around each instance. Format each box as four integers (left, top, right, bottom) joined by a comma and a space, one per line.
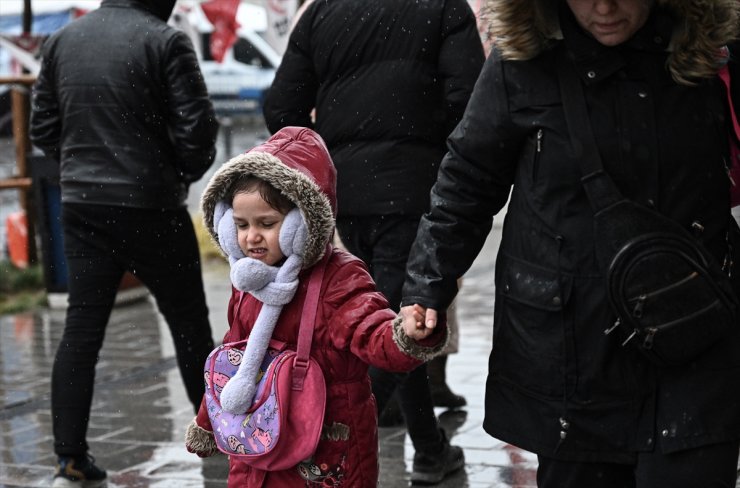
17, 0, 38, 264
22, 0, 32, 33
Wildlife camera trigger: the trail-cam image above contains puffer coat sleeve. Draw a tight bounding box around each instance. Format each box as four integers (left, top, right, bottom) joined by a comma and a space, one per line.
403, 51, 521, 310
163, 31, 220, 184
321, 249, 447, 369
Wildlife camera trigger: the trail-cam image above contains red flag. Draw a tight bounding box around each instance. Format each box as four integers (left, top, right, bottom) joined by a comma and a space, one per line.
201, 0, 241, 63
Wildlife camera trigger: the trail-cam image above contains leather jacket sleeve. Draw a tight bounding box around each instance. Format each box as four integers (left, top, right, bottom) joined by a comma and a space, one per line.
30, 39, 62, 162
402, 52, 519, 309
164, 31, 219, 184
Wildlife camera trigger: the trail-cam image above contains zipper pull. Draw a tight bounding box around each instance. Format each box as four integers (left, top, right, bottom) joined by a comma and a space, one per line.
536, 129, 543, 152
621, 329, 638, 347
632, 295, 645, 318
642, 328, 656, 350
604, 317, 621, 335
723, 229, 734, 277
723, 252, 733, 276
724, 157, 737, 187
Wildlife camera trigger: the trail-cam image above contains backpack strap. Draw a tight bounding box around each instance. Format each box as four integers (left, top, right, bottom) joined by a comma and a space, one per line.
293, 244, 331, 390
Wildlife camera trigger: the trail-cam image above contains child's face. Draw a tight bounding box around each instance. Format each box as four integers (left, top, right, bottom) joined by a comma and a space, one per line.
232, 190, 287, 266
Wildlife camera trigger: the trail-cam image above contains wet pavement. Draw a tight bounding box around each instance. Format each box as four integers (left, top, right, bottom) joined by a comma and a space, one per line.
0, 213, 544, 487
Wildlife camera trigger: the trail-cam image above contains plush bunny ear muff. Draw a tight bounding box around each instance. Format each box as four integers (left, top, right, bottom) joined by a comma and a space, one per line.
214, 201, 244, 264
213, 200, 229, 233
279, 208, 307, 258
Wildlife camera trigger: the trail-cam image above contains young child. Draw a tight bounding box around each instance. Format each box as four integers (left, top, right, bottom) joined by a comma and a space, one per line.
185, 126, 446, 487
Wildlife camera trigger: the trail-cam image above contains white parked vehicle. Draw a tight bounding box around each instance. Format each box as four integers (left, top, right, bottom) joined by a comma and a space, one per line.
0, 1, 281, 116
172, 1, 281, 115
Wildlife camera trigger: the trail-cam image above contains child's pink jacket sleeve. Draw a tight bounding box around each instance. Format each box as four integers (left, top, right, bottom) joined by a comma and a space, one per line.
324, 253, 448, 371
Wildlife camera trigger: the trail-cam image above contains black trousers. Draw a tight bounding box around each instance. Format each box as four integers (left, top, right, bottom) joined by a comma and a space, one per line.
537, 440, 740, 488
336, 215, 442, 452
53, 203, 214, 457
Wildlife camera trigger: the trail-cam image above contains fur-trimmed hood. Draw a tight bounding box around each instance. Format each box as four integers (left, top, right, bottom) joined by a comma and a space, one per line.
201, 127, 336, 268
484, 0, 740, 83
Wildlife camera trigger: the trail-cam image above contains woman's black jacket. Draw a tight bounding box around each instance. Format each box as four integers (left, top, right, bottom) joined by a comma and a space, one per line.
403, 9, 740, 462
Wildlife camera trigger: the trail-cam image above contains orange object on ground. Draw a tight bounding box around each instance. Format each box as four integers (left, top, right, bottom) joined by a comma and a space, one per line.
6, 211, 29, 269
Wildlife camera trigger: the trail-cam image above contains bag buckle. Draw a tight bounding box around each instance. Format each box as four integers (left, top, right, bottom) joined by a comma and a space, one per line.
292, 356, 310, 390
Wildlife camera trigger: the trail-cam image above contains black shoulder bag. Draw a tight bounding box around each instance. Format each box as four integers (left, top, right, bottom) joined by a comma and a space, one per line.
557, 56, 739, 367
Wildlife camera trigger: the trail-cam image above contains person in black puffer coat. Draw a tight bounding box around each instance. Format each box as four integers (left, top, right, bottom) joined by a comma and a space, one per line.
263, 0, 485, 483
30, 1, 219, 486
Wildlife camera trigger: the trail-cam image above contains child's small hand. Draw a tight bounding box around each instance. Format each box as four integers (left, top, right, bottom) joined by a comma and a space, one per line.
400, 304, 438, 340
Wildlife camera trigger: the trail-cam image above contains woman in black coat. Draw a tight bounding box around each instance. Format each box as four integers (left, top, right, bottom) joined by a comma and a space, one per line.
400, 0, 740, 486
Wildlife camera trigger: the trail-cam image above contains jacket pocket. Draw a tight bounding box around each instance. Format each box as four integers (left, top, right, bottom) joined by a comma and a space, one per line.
493, 256, 573, 399
518, 128, 544, 184
296, 422, 351, 486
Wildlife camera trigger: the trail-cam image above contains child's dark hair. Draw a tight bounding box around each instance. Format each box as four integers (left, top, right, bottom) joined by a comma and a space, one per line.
229, 175, 295, 214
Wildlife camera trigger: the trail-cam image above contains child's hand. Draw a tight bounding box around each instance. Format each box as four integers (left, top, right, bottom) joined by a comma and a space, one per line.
400, 304, 438, 340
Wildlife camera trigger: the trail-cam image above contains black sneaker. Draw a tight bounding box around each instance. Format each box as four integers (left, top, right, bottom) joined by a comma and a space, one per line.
52, 454, 108, 488
411, 431, 464, 484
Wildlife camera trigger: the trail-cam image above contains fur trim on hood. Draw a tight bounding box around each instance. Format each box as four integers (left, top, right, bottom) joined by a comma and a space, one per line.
201, 127, 336, 269
484, 0, 740, 83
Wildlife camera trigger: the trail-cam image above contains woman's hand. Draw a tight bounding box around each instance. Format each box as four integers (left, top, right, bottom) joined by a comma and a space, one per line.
400, 304, 438, 340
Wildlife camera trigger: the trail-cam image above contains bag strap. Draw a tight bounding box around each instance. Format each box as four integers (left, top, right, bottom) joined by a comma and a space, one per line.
556, 51, 625, 213
719, 63, 740, 203
293, 244, 331, 390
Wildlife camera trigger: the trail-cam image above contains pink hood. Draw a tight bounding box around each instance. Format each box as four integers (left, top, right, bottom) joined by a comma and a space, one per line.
201, 127, 337, 268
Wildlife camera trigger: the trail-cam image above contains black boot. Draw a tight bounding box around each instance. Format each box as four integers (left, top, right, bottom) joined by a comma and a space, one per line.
411, 428, 465, 484
427, 355, 466, 409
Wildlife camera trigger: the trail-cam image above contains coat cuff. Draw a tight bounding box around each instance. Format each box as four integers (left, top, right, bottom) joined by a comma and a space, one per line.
195, 396, 212, 430
391, 314, 448, 362
185, 417, 220, 457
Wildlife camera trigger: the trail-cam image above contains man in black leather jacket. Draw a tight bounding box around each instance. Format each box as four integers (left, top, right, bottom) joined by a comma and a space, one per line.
30, 1, 219, 486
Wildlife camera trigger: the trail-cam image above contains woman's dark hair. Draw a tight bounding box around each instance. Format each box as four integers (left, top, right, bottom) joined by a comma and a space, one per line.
229, 175, 295, 214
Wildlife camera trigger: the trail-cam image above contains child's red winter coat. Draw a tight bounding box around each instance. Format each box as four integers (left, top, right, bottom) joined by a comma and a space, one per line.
195, 247, 445, 487
189, 126, 446, 486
